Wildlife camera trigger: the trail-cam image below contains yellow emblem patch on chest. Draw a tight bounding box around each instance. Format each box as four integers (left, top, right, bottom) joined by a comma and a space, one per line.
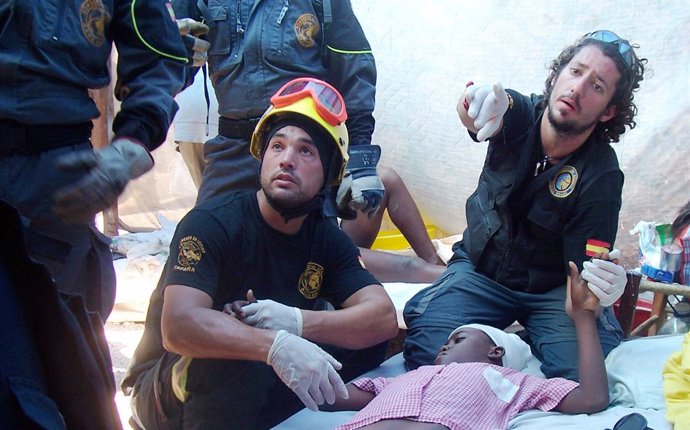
549, 165, 579, 198
80, 0, 111, 47
174, 236, 205, 273
299, 262, 324, 299
294, 13, 320, 48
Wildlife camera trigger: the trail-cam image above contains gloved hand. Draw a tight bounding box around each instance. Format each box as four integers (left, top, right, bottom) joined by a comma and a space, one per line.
53, 138, 153, 224
267, 330, 349, 410
582, 249, 627, 307
464, 82, 509, 141
336, 145, 384, 220
241, 297, 303, 336
177, 18, 210, 67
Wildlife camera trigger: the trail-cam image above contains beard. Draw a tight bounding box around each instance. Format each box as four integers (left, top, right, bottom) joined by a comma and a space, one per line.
546, 108, 599, 136
260, 176, 309, 210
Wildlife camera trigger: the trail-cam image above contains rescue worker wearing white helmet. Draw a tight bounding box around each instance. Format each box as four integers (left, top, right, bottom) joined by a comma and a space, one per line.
125, 77, 398, 430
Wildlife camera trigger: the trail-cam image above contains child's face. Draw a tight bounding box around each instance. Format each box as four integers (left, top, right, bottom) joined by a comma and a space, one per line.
434, 328, 497, 365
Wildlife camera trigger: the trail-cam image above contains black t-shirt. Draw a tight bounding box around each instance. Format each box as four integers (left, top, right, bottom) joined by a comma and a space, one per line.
165, 191, 378, 310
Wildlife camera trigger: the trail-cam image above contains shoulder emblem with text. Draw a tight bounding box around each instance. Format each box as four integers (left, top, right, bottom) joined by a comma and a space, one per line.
174, 236, 205, 272
549, 165, 578, 198
294, 13, 320, 48
80, 0, 111, 47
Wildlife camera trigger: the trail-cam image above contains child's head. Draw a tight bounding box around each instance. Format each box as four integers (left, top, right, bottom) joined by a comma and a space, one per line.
434, 324, 532, 371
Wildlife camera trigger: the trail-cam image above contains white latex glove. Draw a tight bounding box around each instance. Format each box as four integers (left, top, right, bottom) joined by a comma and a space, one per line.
267, 330, 349, 410
464, 82, 509, 141
242, 299, 303, 336
53, 138, 153, 224
581, 249, 627, 307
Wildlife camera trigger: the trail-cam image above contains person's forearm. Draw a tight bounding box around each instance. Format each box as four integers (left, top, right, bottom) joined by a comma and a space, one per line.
301, 286, 398, 349
162, 296, 274, 362
556, 313, 609, 413
359, 248, 444, 283
320, 385, 375, 411
573, 314, 608, 408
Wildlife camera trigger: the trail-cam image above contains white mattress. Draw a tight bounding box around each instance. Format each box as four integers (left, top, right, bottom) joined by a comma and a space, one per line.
274, 334, 683, 430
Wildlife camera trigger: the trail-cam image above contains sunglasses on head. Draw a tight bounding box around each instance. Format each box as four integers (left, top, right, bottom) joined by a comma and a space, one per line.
585, 30, 635, 70
271, 78, 347, 126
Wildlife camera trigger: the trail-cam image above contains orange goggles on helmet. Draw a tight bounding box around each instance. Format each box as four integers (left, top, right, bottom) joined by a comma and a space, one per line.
270, 78, 348, 126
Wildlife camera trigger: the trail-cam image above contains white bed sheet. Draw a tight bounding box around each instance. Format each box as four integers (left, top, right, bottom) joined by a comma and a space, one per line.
274, 335, 684, 430
382, 282, 431, 328
107, 229, 682, 430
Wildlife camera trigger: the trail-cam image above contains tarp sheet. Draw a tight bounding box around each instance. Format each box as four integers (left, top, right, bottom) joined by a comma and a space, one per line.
118, 0, 690, 267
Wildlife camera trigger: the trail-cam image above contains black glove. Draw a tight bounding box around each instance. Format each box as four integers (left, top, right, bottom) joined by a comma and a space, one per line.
53, 138, 153, 224
336, 145, 384, 220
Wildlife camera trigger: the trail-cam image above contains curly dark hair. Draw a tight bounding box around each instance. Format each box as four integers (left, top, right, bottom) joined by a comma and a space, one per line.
542, 33, 647, 143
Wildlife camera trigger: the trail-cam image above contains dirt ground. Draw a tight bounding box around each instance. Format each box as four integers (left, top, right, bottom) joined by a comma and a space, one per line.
105, 320, 145, 428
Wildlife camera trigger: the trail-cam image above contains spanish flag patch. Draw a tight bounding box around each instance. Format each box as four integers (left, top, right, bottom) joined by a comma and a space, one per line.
585, 239, 610, 257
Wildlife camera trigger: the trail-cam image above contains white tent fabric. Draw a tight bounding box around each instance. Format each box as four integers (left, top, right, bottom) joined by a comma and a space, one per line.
117, 0, 690, 268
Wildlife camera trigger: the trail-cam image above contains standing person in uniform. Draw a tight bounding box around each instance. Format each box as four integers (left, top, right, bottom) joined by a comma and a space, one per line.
173, 68, 220, 189
0, 0, 189, 319
403, 30, 646, 380
125, 78, 398, 430
172, 0, 444, 280
171, 0, 385, 219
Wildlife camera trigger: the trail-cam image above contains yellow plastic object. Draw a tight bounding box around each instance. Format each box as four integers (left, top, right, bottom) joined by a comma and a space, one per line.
371, 225, 440, 251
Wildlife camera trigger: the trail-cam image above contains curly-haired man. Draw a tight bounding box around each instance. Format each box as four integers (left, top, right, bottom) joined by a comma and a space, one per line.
403, 30, 646, 381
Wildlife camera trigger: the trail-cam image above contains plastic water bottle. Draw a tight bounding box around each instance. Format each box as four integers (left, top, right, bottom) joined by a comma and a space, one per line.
658, 298, 690, 335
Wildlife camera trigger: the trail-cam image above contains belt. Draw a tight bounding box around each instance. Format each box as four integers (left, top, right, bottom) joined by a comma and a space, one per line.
0, 119, 92, 156
218, 117, 260, 139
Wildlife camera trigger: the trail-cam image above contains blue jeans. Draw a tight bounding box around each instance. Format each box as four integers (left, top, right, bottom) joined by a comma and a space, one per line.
403, 245, 622, 380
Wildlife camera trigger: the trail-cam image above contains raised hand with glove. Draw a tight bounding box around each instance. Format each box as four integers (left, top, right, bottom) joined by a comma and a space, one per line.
336, 145, 385, 219
53, 138, 153, 224
459, 82, 510, 141
581, 249, 627, 307
267, 330, 349, 411
176, 18, 210, 67
234, 290, 304, 336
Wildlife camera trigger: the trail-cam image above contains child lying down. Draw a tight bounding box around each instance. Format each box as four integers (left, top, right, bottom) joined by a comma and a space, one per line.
323, 262, 609, 430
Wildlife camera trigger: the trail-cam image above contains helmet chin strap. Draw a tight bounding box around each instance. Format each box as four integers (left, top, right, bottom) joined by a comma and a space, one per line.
263, 190, 325, 223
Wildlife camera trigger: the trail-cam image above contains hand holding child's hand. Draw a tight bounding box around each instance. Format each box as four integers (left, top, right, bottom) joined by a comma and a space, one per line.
223, 289, 258, 319
582, 249, 627, 307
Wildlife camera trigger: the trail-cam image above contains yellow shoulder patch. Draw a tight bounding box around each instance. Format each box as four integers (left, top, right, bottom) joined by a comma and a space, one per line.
174, 236, 205, 273
80, 0, 111, 47
294, 13, 320, 48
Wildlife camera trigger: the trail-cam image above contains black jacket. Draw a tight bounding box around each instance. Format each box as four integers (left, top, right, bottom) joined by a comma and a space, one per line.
0, 200, 122, 429
459, 90, 623, 293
